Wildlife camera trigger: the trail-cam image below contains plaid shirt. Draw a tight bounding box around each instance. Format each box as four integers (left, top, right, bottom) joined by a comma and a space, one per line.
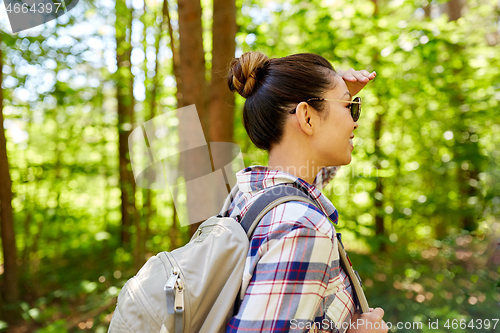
222, 166, 356, 333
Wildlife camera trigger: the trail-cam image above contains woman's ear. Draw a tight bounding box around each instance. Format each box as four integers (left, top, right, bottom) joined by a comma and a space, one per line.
295, 102, 316, 136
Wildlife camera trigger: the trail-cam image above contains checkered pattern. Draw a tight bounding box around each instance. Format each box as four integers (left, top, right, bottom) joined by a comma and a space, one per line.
221, 166, 355, 333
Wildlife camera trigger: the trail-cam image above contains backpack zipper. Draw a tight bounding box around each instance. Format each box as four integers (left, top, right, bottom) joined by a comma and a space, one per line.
163, 261, 185, 314
174, 276, 184, 310
165, 267, 179, 290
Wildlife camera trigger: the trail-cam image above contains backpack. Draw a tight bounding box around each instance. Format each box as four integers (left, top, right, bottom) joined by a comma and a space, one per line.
107, 184, 369, 333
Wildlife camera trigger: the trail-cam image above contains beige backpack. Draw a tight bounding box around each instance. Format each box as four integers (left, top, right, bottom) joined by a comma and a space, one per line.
108, 184, 369, 333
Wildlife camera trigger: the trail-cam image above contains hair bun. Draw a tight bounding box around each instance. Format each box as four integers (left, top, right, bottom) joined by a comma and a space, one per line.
227, 51, 270, 98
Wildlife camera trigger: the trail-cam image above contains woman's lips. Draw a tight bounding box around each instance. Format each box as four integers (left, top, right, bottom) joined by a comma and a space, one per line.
349, 138, 354, 147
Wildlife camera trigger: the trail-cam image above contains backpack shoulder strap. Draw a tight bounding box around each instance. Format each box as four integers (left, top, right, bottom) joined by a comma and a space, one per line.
239, 185, 312, 238
237, 184, 370, 314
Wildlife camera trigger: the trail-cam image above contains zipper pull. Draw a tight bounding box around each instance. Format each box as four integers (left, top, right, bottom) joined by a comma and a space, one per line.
165, 268, 179, 291
174, 277, 184, 311
165, 268, 180, 314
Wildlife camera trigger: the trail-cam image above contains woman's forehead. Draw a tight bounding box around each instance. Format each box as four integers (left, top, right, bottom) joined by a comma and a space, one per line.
326, 75, 349, 98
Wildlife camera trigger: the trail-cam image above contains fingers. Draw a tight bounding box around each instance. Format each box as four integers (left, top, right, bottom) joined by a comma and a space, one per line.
362, 308, 385, 322
342, 68, 357, 81
343, 68, 377, 82
348, 68, 365, 81
355, 308, 387, 333
371, 307, 385, 321
336, 68, 346, 76
353, 308, 388, 333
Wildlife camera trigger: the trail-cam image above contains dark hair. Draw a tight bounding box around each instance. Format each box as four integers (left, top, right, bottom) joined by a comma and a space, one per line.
227, 51, 338, 151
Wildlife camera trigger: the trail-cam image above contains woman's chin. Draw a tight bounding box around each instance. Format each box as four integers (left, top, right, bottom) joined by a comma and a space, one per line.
326, 152, 353, 166
331, 159, 351, 167
343, 154, 353, 165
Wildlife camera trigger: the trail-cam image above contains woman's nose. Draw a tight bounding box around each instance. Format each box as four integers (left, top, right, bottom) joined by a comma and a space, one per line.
354, 121, 358, 130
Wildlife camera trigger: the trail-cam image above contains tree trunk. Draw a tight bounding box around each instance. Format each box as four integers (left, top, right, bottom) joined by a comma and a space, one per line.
446, 0, 463, 21
0, 31, 19, 305
140, 4, 159, 263
20, 115, 33, 282
163, 0, 182, 98
160, 0, 181, 245
446, 4, 479, 232
177, 0, 206, 131
177, 0, 207, 236
209, 0, 236, 144
115, 0, 136, 248
423, 4, 431, 18
169, 199, 179, 250
373, 112, 385, 252
370, 0, 378, 16
208, 0, 237, 194
370, 0, 385, 251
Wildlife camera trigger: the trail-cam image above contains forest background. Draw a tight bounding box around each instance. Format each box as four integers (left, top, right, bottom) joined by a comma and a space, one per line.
0, 0, 499, 331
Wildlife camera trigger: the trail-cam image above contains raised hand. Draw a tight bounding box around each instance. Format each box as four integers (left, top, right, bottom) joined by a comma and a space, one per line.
336, 68, 377, 96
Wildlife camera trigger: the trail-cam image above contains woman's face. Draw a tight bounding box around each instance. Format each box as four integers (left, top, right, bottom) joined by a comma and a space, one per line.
310, 75, 358, 167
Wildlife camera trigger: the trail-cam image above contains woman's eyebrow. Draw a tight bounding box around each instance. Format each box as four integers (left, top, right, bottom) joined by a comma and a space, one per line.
343, 91, 351, 99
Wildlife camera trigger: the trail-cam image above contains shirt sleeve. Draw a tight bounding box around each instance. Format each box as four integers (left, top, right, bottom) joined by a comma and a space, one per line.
226, 221, 335, 332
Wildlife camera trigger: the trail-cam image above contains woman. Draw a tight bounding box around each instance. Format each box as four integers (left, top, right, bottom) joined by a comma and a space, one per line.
222, 51, 388, 333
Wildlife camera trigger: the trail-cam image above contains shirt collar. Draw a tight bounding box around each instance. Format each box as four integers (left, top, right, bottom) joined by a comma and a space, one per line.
235, 165, 340, 224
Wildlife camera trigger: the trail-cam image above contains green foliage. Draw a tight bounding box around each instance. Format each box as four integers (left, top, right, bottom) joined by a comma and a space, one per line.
351, 231, 499, 332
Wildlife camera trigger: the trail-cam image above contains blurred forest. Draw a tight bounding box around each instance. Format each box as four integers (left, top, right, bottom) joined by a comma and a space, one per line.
0, 0, 499, 331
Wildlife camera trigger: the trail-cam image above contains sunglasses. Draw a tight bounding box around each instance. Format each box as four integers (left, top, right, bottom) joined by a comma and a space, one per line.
289, 96, 362, 122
